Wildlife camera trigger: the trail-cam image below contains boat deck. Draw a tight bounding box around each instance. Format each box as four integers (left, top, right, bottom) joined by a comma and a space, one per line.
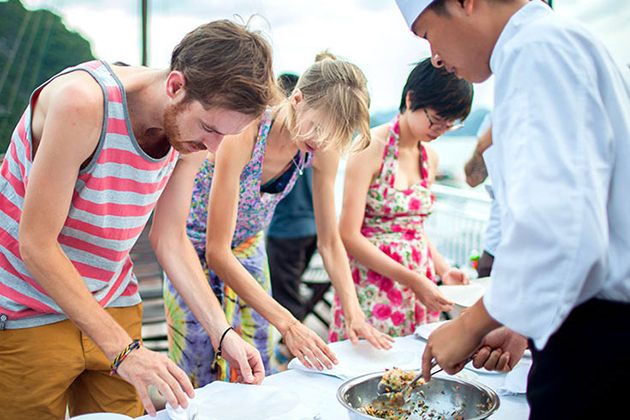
131, 220, 169, 353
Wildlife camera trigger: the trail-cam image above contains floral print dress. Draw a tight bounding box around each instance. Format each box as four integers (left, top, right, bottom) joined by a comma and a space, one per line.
163, 107, 313, 387
329, 115, 439, 341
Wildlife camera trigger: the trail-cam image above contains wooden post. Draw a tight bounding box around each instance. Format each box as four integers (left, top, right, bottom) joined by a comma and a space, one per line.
141, 0, 148, 66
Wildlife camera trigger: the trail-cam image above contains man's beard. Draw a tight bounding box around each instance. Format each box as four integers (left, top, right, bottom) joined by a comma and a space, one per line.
163, 100, 188, 153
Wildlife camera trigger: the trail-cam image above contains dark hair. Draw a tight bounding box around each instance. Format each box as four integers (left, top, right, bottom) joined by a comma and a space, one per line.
277, 73, 299, 97
399, 58, 473, 122
170, 20, 279, 116
430, 0, 517, 15
429, 0, 448, 15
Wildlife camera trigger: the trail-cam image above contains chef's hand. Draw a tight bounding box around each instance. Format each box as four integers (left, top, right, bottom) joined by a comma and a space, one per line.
472, 327, 528, 373
411, 277, 454, 313
441, 267, 470, 285
220, 329, 266, 384
422, 300, 501, 382
283, 320, 338, 371
116, 346, 195, 417
344, 314, 394, 350
421, 317, 479, 382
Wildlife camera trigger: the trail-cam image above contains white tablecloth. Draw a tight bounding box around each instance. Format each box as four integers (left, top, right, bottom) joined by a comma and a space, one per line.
137, 335, 530, 420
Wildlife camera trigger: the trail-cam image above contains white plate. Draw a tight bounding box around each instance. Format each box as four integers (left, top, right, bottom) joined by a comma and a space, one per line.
199, 388, 297, 420
464, 351, 533, 376
439, 277, 491, 308
70, 415, 132, 420
340, 341, 419, 372
464, 362, 504, 375
289, 339, 423, 380
183, 382, 308, 420
413, 320, 449, 341
435, 369, 479, 382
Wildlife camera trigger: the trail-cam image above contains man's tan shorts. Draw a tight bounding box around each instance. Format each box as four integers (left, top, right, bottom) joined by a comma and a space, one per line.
0, 304, 145, 420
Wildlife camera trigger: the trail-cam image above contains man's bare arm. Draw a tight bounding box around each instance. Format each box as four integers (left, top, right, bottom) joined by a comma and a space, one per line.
20, 73, 194, 416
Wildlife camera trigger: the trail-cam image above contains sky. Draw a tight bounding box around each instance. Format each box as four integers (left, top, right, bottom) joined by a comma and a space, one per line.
15, 0, 630, 114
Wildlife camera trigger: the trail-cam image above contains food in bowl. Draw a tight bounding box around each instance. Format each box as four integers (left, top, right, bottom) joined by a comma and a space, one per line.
360, 389, 462, 420
338, 371, 499, 420
372, 367, 426, 408
379, 367, 422, 392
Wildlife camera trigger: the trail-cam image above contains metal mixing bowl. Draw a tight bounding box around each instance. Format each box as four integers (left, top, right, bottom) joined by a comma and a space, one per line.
337, 371, 500, 420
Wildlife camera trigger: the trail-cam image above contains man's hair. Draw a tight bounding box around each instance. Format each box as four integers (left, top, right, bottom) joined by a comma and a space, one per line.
399, 57, 473, 122
280, 51, 371, 153
430, 0, 517, 15
170, 20, 278, 116
429, 0, 449, 15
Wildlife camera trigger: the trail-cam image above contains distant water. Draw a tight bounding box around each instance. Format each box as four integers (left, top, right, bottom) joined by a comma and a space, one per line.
427, 135, 479, 190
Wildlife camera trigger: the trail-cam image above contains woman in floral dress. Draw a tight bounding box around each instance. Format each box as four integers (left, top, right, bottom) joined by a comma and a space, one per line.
330, 58, 473, 341
163, 52, 393, 387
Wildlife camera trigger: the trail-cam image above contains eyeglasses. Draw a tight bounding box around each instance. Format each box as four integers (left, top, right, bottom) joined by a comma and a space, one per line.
423, 108, 464, 132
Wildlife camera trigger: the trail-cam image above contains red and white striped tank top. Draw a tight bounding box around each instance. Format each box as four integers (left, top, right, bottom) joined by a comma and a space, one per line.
0, 61, 179, 329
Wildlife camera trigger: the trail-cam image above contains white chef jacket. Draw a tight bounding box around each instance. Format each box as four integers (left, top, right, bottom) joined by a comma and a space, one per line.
475, 113, 502, 257
483, 182, 501, 258
483, 1, 630, 349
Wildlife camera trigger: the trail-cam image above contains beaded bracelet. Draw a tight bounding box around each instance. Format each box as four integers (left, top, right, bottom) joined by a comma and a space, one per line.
109, 339, 141, 376
211, 326, 233, 371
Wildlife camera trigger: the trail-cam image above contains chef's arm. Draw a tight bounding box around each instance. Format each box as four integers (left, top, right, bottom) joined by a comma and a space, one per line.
464, 125, 492, 188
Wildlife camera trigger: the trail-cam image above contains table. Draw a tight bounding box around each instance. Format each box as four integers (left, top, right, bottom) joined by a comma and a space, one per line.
137, 336, 529, 419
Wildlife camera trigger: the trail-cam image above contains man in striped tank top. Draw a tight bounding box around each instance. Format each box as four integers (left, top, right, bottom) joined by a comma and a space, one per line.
0, 20, 277, 419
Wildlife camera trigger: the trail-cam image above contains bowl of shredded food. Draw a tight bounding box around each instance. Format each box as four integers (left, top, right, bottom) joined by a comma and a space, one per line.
337, 368, 499, 420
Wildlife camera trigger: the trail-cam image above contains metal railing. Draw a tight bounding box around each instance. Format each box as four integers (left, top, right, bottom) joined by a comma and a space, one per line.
425, 184, 491, 270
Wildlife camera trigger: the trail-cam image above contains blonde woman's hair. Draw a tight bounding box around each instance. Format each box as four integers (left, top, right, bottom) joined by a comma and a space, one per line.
279, 51, 371, 153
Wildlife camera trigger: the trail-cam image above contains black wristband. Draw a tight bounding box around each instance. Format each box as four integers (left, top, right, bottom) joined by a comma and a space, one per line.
216, 326, 234, 360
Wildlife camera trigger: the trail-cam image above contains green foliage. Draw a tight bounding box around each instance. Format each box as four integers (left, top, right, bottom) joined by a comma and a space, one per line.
0, 0, 95, 153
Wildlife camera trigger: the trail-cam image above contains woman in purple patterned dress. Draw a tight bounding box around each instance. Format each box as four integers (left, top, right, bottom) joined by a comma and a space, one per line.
164, 52, 393, 387
330, 58, 473, 341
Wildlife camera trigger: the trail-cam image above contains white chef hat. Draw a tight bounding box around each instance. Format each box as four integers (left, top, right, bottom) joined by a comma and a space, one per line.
395, 0, 435, 30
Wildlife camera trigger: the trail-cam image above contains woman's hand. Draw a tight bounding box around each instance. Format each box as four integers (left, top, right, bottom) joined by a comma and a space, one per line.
218, 330, 266, 384
283, 321, 338, 371
344, 315, 395, 350
441, 267, 470, 285
411, 276, 454, 313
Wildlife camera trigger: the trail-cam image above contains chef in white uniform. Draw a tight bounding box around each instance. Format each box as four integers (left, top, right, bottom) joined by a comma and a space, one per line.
395, 1, 630, 419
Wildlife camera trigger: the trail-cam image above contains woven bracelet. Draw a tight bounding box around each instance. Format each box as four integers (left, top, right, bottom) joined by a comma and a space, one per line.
109, 339, 141, 376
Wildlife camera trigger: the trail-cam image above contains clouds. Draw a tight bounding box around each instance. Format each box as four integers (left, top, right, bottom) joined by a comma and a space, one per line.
18, 0, 629, 113
101, 0, 433, 113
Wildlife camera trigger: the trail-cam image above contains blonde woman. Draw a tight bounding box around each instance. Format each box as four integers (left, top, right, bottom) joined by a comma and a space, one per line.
163, 52, 394, 387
